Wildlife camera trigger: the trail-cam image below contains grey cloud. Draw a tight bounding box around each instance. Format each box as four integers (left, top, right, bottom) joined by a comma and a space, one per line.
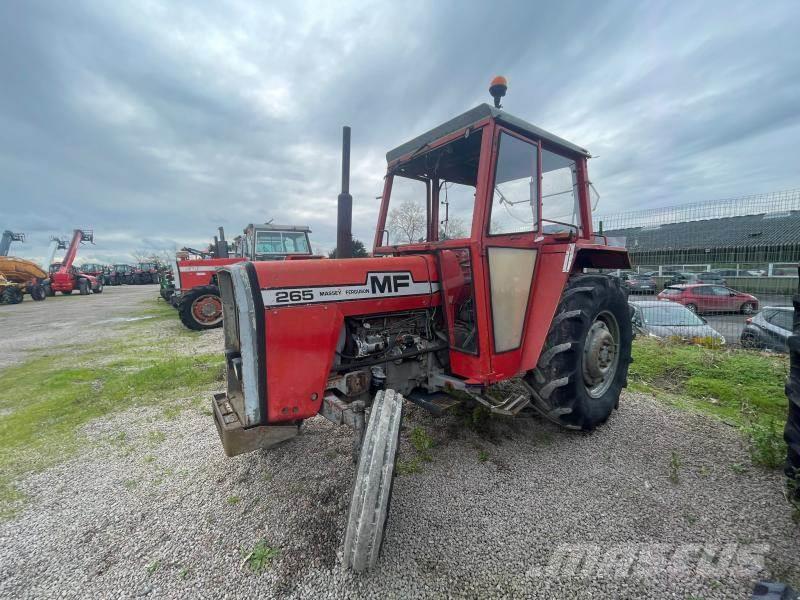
1, 0, 799, 264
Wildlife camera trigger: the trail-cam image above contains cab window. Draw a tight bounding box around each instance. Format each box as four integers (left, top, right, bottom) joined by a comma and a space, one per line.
386, 130, 482, 244
541, 148, 580, 234
489, 133, 538, 235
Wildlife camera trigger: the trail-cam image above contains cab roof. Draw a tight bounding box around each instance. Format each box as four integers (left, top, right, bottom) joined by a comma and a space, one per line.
244, 224, 311, 233
386, 103, 590, 165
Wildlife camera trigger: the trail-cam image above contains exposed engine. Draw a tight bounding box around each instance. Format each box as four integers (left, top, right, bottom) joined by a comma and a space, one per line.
333, 310, 447, 396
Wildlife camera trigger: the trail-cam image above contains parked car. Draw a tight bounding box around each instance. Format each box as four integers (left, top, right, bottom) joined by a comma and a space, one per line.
657, 284, 759, 315
630, 300, 725, 345
740, 306, 793, 352
644, 270, 682, 278
623, 274, 657, 294
668, 271, 727, 286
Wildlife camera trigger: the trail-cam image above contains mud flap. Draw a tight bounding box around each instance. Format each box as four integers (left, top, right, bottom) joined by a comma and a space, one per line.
212, 392, 298, 457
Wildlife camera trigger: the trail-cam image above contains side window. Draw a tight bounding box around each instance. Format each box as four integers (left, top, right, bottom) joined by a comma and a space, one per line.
694, 287, 713, 297
489, 133, 538, 235
712, 286, 731, 296
387, 176, 428, 244
541, 148, 579, 233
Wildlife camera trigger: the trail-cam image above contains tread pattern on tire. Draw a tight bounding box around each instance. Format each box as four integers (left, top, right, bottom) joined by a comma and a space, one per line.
525, 274, 632, 431
178, 285, 222, 330
342, 389, 403, 573
1, 287, 23, 304
785, 283, 800, 498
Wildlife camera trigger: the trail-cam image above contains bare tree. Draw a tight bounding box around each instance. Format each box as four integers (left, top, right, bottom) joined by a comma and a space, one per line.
388, 200, 426, 244
440, 216, 468, 240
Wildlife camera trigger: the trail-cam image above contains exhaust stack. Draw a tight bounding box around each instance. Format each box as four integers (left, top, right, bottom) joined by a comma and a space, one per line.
336, 126, 353, 259
217, 226, 229, 258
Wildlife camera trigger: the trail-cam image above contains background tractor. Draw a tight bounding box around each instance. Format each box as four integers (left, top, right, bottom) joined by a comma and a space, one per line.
212, 79, 633, 572
170, 224, 314, 330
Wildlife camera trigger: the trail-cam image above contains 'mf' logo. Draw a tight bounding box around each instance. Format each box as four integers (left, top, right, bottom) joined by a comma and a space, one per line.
369, 273, 410, 294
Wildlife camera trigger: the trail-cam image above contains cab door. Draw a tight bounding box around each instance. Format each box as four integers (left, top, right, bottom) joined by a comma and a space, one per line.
478, 128, 542, 380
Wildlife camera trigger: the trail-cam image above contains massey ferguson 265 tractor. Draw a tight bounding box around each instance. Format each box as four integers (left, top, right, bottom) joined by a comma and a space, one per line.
212, 79, 632, 572
170, 224, 314, 330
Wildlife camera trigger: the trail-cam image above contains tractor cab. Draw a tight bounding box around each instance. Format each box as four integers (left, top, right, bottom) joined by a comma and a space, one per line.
239, 224, 313, 260
373, 99, 627, 376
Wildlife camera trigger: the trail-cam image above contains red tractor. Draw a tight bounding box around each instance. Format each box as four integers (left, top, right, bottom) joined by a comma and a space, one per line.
211, 79, 633, 571
49, 229, 103, 296
170, 224, 314, 330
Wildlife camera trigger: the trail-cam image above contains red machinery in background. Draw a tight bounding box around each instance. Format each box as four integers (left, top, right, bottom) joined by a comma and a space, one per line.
49, 229, 103, 296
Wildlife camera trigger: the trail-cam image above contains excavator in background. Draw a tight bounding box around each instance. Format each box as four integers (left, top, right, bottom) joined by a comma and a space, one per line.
42, 236, 68, 273
1, 231, 26, 256
49, 229, 103, 296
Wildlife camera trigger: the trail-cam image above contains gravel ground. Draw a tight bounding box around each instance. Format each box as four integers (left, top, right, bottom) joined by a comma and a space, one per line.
0, 285, 159, 369
1, 289, 798, 599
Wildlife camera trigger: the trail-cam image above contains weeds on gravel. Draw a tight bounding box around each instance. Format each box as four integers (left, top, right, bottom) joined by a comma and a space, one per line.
669, 451, 681, 484
410, 427, 434, 462
241, 540, 279, 573
0, 314, 224, 519
478, 449, 489, 462
226, 495, 241, 505
396, 457, 423, 476
630, 339, 789, 470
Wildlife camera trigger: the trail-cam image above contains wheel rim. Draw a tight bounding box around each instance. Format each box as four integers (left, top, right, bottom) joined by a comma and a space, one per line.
743, 303, 753, 314
687, 304, 697, 313
582, 310, 620, 399
192, 294, 222, 325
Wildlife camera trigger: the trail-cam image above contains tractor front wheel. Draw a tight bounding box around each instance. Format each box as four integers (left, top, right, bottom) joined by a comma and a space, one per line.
93, 282, 104, 294
78, 279, 90, 295
525, 274, 632, 431
30, 284, 47, 301
178, 285, 223, 330
342, 389, 403, 572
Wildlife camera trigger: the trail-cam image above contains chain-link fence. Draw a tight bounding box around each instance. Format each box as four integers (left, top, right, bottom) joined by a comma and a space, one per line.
594, 189, 800, 350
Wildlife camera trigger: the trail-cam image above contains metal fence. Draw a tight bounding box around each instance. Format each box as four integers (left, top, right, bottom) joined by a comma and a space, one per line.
594, 189, 800, 350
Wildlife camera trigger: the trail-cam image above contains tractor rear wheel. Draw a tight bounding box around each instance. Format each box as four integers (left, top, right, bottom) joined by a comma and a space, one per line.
786, 291, 799, 502
1, 286, 24, 304
78, 279, 89, 295
178, 285, 223, 330
342, 389, 403, 572
525, 274, 632, 430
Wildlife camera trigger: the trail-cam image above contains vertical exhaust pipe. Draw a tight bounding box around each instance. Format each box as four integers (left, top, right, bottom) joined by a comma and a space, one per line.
336, 126, 353, 259
218, 226, 229, 258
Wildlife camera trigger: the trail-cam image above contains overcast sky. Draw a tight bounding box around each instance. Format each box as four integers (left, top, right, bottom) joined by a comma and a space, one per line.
1, 0, 799, 264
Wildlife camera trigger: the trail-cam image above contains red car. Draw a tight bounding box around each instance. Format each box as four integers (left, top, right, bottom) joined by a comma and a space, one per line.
657, 284, 758, 315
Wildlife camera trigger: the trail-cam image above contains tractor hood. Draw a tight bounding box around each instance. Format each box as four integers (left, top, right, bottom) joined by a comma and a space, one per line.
251, 255, 440, 308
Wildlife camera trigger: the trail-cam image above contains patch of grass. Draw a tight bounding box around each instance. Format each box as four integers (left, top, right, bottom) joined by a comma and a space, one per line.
477, 449, 489, 462
148, 430, 167, 446
146, 560, 160, 576
0, 318, 223, 519
226, 495, 241, 505
669, 451, 681, 484
241, 540, 279, 573
630, 339, 788, 469
179, 567, 190, 580
743, 418, 785, 468
730, 462, 748, 474
396, 457, 423, 476
410, 427, 434, 462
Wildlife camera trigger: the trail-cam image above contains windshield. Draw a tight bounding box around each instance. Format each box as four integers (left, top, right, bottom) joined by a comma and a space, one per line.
640, 304, 703, 326
386, 130, 482, 244
255, 231, 310, 255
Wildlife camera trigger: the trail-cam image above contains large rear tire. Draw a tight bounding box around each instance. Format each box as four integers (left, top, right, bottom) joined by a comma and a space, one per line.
785, 286, 800, 501
1, 287, 24, 304
342, 389, 403, 573
525, 274, 632, 430
178, 285, 223, 330
78, 279, 89, 295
